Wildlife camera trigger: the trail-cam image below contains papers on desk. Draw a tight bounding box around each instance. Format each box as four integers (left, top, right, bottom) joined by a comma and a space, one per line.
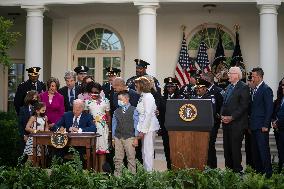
81, 132, 96, 134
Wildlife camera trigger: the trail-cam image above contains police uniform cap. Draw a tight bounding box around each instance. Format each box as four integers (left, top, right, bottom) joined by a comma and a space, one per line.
74, 66, 89, 74
134, 59, 150, 68
105, 67, 121, 76
247, 72, 252, 81
189, 68, 202, 78
26, 67, 41, 77
196, 78, 211, 88
164, 77, 178, 87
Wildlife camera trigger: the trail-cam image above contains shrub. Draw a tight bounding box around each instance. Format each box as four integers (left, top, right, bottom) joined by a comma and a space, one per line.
0, 111, 20, 167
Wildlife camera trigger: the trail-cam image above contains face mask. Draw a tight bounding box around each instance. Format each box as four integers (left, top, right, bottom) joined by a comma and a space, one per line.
30, 99, 38, 106
39, 113, 45, 117
90, 93, 99, 100
118, 100, 126, 107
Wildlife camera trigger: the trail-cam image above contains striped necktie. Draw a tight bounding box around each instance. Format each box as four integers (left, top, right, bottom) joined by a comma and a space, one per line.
73, 116, 78, 128
70, 88, 74, 106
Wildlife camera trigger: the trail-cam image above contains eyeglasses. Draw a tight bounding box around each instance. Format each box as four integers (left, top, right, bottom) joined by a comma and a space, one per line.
228, 72, 238, 75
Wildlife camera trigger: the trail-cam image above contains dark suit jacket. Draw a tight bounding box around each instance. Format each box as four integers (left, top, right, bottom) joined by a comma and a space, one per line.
18, 106, 32, 137
102, 82, 115, 114
272, 98, 284, 130
14, 79, 46, 114
221, 80, 250, 129
208, 85, 223, 115
113, 88, 140, 111
126, 74, 161, 94
58, 86, 80, 112
250, 82, 273, 130
53, 111, 97, 132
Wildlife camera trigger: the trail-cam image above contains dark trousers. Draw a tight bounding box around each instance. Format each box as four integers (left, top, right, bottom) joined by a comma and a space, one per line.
223, 124, 244, 172
244, 129, 253, 167
251, 129, 272, 177
274, 129, 284, 173
207, 125, 219, 168
162, 130, 171, 169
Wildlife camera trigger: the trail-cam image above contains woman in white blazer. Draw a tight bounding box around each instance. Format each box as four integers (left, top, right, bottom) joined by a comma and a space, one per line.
134, 76, 160, 171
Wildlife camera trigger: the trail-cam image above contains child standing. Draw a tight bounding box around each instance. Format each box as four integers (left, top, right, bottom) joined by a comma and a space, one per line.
112, 91, 139, 176
23, 102, 49, 160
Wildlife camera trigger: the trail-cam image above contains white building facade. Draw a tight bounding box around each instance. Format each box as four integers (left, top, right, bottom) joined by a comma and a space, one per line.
0, 0, 283, 111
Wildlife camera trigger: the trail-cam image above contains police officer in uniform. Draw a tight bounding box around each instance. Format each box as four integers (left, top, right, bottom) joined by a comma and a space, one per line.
201, 72, 224, 168
245, 71, 254, 168
163, 77, 180, 99
194, 78, 219, 168
102, 67, 121, 102
179, 69, 201, 99
126, 59, 161, 94
160, 77, 180, 169
74, 65, 89, 87
14, 67, 46, 115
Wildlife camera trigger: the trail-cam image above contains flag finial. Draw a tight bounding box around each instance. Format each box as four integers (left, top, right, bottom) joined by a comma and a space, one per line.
181, 25, 186, 32
234, 24, 240, 32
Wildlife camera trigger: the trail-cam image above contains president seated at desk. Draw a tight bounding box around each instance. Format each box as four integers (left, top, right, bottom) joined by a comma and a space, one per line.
51, 99, 97, 162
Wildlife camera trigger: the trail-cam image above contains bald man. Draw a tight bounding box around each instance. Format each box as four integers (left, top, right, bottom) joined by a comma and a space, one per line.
221, 66, 250, 173
112, 77, 140, 112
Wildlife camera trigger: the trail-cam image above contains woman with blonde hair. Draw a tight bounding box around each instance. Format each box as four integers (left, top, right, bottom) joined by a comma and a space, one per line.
134, 76, 160, 171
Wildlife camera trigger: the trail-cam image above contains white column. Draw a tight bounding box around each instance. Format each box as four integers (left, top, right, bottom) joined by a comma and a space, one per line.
21, 6, 45, 81
257, 1, 280, 95
135, 3, 159, 76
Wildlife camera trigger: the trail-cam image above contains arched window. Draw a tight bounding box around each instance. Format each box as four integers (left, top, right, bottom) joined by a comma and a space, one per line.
73, 25, 124, 84
187, 24, 234, 62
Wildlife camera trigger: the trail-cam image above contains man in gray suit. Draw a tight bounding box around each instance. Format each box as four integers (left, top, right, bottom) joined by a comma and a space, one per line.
221, 66, 250, 173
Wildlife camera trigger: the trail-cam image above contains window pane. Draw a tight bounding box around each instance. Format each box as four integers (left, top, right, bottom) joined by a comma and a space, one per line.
88, 68, 95, 77
188, 27, 234, 51
77, 27, 122, 51
8, 63, 25, 112
103, 57, 112, 81
112, 57, 121, 68
77, 42, 87, 50
103, 57, 111, 68
87, 57, 95, 68
78, 57, 86, 66
78, 57, 95, 77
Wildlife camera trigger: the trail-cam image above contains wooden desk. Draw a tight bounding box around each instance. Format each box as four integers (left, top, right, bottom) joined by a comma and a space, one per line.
30, 132, 99, 170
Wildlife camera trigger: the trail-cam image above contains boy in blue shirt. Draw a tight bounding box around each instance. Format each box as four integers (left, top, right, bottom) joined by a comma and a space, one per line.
112, 91, 139, 176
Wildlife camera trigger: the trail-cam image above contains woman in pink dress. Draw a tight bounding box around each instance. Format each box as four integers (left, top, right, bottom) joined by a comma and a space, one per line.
39, 77, 65, 127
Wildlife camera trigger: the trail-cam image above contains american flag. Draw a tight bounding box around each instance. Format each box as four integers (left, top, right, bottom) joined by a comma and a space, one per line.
174, 33, 191, 87
196, 41, 210, 72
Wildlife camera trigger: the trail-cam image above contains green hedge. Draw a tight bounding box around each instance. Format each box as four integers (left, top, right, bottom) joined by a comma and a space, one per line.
0, 153, 284, 189
1, 112, 284, 188
0, 111, 20, 167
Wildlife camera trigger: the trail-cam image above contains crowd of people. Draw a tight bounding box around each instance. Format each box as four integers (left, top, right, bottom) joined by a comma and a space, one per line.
14, 59, 284, 178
